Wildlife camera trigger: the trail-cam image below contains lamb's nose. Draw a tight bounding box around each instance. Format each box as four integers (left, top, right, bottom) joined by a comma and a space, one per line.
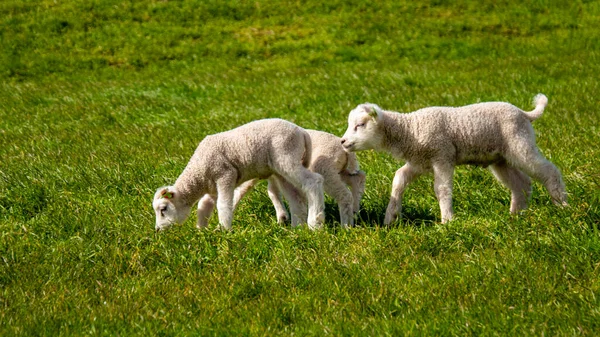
341, 138, 346, 145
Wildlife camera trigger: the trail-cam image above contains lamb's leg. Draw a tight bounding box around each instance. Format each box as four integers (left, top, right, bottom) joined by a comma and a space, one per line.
341, 170, 366, 215
197, 194, 215, 229
272, 175, 307, 227
266, 177, 290, 224
215, 180, 236, 231
432, 162, 454, 223
489, 162, 532, 214
271, 139, 325, 229
384, 163, 422, 225
507, 145, 567, 206
232, 177, 290, 224
323, 171, 355, 228
278, 169, 324, 230
233, 179, 260, 210
298, 171, 324, 230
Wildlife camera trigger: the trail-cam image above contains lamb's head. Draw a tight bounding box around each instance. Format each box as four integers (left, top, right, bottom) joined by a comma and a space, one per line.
341, 103, 384, 152
153, 186, 191, 231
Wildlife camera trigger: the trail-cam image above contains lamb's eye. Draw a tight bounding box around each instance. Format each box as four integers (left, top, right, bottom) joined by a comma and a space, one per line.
160, 206, 168, 217
354, 123, 365, 131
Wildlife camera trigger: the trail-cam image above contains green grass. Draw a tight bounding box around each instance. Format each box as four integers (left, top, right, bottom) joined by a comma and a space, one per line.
1, 0, 600, 335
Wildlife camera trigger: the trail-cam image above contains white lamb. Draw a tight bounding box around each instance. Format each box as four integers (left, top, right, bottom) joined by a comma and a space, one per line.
153, 119, 325, 231
232, 129, 366, 227
341, 94, 567, 224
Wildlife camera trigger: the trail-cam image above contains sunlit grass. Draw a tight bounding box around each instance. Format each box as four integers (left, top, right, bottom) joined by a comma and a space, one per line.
1, 0, 600, 335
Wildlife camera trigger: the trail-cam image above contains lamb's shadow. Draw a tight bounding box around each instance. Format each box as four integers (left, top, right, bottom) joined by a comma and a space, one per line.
351, 205, 438, 229
319, 199, 438, 229
239, 189, 438, 229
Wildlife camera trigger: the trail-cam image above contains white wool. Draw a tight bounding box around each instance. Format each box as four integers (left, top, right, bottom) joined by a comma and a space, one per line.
233, 129, 366, 227
153, 119, 325, 231
341, 94, 567, 224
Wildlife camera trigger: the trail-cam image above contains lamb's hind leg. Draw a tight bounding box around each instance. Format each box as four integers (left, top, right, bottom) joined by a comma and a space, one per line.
489, 162, 532, 214
277, 168, 324, 230
271, 135, 325, 230
508, 144, 567, 206
385, 163, 422, 225
323, 171, 355, 228
271, 175, 307, 227
341, 170, 366, 215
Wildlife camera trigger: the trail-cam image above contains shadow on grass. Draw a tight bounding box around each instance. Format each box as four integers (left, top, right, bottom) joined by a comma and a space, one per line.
348, 204, 438, 229
242, 195, 438, 230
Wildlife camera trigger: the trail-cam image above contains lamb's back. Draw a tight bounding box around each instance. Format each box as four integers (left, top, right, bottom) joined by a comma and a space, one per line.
404, 102, 531, 164
190, 119, 305, 181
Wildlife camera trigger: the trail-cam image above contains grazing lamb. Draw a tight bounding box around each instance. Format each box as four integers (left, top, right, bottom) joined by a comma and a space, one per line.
340, 94, 567, 224
153, 119, 325, 231
232, 129, 367, 227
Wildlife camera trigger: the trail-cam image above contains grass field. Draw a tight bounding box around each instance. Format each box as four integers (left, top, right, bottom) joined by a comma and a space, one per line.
1, 0, 600, 335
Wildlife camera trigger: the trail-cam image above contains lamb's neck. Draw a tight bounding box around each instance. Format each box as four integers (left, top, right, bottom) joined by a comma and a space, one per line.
380, 111, 410, 158
174, 165, 209, 206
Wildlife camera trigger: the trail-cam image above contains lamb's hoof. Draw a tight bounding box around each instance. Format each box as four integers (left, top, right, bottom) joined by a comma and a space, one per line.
551, 200, 568, 208
440, 216, 453, 224
383, 213, 399, 226
277, 214, 289, 224
509, 210, 527, 216
307, 219, 324, 230
308, 212, 325, 228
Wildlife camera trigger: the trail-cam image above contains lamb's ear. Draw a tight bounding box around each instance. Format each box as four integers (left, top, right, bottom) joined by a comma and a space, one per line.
364, 104, 381, 119
156, 187, 175, 200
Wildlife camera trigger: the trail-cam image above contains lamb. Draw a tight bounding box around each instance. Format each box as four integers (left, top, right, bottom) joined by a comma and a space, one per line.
340, 94, 567, 224
153, 119, 325, 231
232, 129, 366, 227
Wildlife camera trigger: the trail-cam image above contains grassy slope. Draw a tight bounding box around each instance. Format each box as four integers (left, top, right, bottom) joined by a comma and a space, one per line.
1, 0, 600, 335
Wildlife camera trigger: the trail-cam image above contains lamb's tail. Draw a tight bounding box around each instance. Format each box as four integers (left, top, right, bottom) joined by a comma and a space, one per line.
301, 130, 312, 168
525, 93, 548, 122
344, 151, 360, 174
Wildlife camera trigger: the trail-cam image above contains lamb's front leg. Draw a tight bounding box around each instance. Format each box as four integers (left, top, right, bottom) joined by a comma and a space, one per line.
384, 163, 422, 225
197, 194, 215, 229
233, 179, 259, 210
216, 180, 236, 231
432, 162, 454, 223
